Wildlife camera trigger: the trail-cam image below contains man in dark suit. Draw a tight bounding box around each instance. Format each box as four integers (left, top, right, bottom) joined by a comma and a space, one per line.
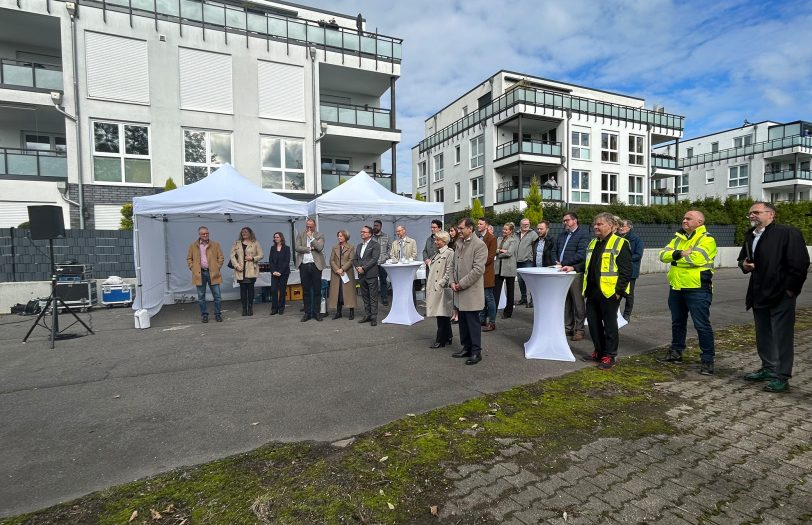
354, 225, 381, 326
738, 201, 809, 393
557, 211, 590, 340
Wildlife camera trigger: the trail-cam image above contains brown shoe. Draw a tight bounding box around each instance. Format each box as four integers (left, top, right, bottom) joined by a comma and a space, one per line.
482, 323, 496, 332
571, 331, 584, 341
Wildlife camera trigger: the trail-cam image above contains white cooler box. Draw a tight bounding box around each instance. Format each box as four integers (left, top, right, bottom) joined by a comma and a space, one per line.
102, 284, 135, 306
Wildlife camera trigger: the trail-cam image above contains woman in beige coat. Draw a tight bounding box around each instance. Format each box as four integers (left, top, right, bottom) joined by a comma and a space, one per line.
328, 229, 357, 320
426, 231, 455, 348
230, 227, 264, 316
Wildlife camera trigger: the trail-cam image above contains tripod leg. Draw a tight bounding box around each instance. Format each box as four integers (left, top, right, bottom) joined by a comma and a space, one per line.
50, 293, 58, 349
22, 297, 53, 343
56, 297, 95, 334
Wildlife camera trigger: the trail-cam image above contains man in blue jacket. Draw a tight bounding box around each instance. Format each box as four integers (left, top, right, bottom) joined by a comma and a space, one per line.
618, 219, 644, 322
557, 211, 590, 340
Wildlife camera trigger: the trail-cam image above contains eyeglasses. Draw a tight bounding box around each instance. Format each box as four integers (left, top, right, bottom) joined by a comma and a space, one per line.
747, 210, 770, 216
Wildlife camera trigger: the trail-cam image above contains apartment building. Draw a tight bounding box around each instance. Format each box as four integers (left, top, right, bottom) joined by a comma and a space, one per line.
0, 0, 401, 229
411, 71, 684, 216
654, 120, 812, 203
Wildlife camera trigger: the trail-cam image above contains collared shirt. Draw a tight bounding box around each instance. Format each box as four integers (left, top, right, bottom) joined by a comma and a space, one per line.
535, 238, 546, 267
752, 227, 765, 255
360, 240, 369, 258
302, 234, 315, 264
199, 241, 209, 269
559, 230, 573, 260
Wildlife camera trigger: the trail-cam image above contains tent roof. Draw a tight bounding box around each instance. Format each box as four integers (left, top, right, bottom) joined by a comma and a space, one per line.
308, 171, 443, 217
133, 164, 308, 217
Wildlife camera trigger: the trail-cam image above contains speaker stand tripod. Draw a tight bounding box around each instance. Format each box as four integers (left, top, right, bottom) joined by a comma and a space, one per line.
22, 239, 95, 349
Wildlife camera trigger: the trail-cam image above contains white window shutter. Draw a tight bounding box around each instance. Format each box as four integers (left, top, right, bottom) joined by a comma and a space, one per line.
93, 204, 124, 230
179, 48, 233, 114
85, 32, 150, 104
258, 61, 305, 121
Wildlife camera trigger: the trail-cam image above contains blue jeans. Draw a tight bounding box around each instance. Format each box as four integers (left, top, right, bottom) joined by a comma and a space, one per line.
480, 288, 496, 324
668, 288, 714, 363
196, 269, 222, 316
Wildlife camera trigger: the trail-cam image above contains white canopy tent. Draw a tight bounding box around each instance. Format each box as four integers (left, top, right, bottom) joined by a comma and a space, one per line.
131, 164, 308, 322
307, 171, 444, 257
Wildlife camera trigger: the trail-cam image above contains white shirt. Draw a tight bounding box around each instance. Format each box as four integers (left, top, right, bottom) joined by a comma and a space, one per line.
752, 228, 765, 255
302, 235, 315, 264
360, 240, 369, 258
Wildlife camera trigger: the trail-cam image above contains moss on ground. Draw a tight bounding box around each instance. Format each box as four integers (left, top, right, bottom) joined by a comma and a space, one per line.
5, 309, 811, 525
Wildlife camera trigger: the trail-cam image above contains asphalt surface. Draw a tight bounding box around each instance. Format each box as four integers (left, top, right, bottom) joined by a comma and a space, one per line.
1, 268, 809, 518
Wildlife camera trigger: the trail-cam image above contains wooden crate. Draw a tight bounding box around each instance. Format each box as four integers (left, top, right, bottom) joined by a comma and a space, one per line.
288, 283, 303, 301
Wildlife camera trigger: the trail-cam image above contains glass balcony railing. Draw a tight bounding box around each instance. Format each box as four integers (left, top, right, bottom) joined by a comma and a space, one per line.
320, 103, 392, 129
763, 169, 812, 183
0, 59, 63, 91
650, 192, 677, 205
322, 170, 392, 192
0, 148, 67, 178
681, 135, 812, 168
419, 87, 684, 153
495, 183, 562, 204
79, 0, 402, 61
651, 154, 677, 170
495, 140, 562, 160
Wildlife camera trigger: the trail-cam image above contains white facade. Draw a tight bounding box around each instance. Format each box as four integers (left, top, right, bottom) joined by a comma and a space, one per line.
654, 120, 812, 203
0, 0, 401, 228
411, 71, 684, 216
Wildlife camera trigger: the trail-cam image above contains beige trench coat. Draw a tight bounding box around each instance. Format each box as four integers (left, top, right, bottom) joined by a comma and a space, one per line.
230, 239, 264, 280
328, 243, 357, 308
452, 234, 487, 311
425, 245, 454, 318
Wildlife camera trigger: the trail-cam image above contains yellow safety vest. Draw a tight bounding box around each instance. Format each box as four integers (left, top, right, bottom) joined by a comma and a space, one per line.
658, 225, 717, 290
582, 234, 631, 298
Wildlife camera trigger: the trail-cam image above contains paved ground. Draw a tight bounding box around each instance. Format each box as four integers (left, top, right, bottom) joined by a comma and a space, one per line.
0, 268, 810, 518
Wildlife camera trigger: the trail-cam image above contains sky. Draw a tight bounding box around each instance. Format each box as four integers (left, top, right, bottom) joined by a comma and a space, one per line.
305, 0, 812, 191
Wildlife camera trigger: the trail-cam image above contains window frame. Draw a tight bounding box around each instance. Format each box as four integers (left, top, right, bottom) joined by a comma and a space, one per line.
571, 129, 590, 160
92, 119, 152, 185
470, 175, 484, 203
728, 164, 749, 188
260, 135, 306, 192
571, 169, 590, 203
454, 145, 461, 165
182, 127, 232, 186
600, 132, 618, 163
677, 173, 689, 194
628, 134, 644, 166
454, 182, 461, 202
705, 169, 715, 184
434, 187, 444, 202
600, 172, 618, 203
433, 152, 444, 182
628, 175, 643, 205
470, 135, 484, 170
417, 160, 427, 187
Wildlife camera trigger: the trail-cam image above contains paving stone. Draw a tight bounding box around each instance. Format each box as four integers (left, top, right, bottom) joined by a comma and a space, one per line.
503, 469, 541, 488
508, 484, 547, 508
479, 477, 515, 500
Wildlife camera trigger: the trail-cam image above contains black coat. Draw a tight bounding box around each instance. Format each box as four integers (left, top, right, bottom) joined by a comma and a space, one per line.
268, 244, 291, 275
353, 240, 381, 279
531, 235, 557, 267
737, 223, 809, 309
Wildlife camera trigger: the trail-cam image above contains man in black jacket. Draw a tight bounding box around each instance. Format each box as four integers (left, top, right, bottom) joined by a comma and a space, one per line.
738, 202, 809, 393
556, 211, 590, 340
531, 220, 557, 268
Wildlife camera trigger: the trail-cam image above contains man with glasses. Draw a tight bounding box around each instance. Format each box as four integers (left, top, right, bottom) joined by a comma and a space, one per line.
557, 211, 590, 340
186, 226, 225, 323
354, 225, 381, 326
514, 218, 538, 306
738, 202, 809, 392
657, 210, 717, 375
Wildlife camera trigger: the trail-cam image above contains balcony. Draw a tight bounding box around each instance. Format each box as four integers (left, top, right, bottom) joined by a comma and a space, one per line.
0, 59, 63, 91
650, 190, 677, 205
681, 135, 812, 168
322, 169, 392, 192
651, 153, 677, 170
321, 102, 392, 129
0, 148, 67, 178
496, 182, 563, 204
763, 169, 812, 184
495, 140, 562, 161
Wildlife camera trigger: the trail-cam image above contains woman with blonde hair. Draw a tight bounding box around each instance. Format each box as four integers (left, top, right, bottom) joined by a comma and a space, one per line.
230, 226, 263, 316
426, 230, 455, 348
328, 229, 357, 320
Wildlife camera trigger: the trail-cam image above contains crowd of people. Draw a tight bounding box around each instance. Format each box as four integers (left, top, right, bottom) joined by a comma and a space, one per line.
186, 201, 808, 389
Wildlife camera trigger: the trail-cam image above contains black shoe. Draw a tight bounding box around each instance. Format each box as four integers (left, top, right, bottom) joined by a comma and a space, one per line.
314, 314, 323, 321
430, 342, 446, 349
517, 298, 527, 305
358, 316, 371, 323
699, 362, 714, 376
201, 314, 209, 323
242, 308, 247, 317
270, 309, 278, 316
332, 310, 342, 320
301, 314, 310, 322
370, 319, 377, 326
278, 307, 285, 315
247, 304, 253, 316
597, 356, 615, 370
656, 350, 683, 364
215, 314, 223, 322
348, 309, 354, 320
465, 354, 482, 365
452, 349, 471, 358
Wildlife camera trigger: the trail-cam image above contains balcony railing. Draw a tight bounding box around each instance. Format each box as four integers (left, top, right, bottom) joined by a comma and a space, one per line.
763, 169, 812, 183
320, 103, 392, 129
322, 170, 392, 192
651, 154, 677, 170
419, 86, 684, 153
650, 191, 677, 205
77, 0, 401, 61
495, 140, 562, 160
681, 135, 812, 168
0, 148, 67, 178
0, 59, 63, 91
495, 183, 562, 204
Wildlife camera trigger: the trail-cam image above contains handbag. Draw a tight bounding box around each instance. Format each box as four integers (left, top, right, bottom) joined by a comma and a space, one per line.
227, 260, 234, 269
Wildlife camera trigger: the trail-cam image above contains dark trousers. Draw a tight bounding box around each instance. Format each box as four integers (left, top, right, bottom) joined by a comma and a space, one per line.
753, 293, 797, 379
458, 310, 482, 356
436, 316, 452, 344
238, 279, 256, 311
270, 273, 288, 310
622, 279, 636, 318
378, 265, 389, 299
668, 288, 715, 363
359, 276, 379, 319
564, 274, 586, 334
300, 262, 321, 317
516, 260, 532, 300
493, 275, 515, 317
585, 291, 620, 358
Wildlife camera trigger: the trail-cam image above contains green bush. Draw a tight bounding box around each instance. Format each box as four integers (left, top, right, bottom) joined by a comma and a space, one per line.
120, 203, 133, 231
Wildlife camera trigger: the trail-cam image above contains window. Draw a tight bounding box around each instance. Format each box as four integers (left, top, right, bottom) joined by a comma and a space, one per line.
417, 161, 427, 187
628, 135, 644, 165
24, 133, 66, 152
729, 165, 749, 188
320, 157, 350, 191
628, 175, 643, 205
601, 172, 618, 203
433, 153, 444, 182
454, 145, 461, 165
471, 176, 483, 203
571, 170, 590, 202
711, 142, 719, 153
182, 129, 231, 185
260, 136, 305, 191
677, 173, 689, 194
470, 136, 484, 169
93, 121, 151, 184
434, 188, 444, 202
571, 129, 590, 160
733, 135, 752, 148
454, 182, 461, 202
462, 105, 468, 116
601, 132, 618, 162
686, 147, 694, 158
705, 169, 715, 184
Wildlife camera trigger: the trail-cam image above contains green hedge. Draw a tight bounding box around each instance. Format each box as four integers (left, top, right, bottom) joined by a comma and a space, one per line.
452, 198, 812, 245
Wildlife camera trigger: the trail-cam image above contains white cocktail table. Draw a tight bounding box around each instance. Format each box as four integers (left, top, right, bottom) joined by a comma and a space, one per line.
380, 262, 424, 325
516, 267, 577, 361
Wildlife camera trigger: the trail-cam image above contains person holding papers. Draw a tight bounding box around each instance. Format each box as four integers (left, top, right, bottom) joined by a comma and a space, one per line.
328, 229, 357, 320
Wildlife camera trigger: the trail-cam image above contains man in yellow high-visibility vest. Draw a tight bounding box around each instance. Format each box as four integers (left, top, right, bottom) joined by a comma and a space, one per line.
657, 210, 717, 375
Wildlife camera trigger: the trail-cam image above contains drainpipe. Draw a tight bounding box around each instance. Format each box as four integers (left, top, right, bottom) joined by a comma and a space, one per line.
68, 3, 85, 229
309, 46, 319, 194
